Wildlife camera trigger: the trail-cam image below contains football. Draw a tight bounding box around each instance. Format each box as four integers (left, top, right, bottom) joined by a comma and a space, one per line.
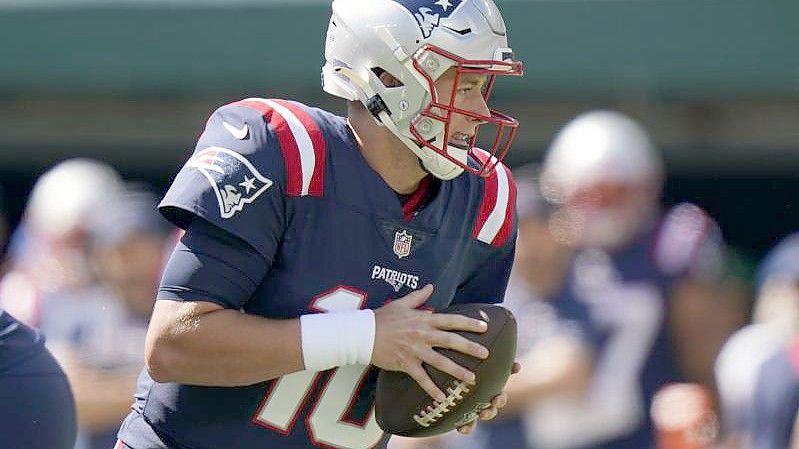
374, 303, 517, 437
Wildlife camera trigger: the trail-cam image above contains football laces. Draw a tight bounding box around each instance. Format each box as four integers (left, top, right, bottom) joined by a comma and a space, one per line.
413, 379, 471, 427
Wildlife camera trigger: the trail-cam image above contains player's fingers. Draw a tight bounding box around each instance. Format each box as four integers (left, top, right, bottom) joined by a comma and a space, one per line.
405, 363, 446, 403
430, 313, 487, 333
479, 406, 498, 421
396, 284, 434, 309
491, 391, 508, 409
419, 348, 476, 384
429, 331, 489, 360
457, 420, 478, 434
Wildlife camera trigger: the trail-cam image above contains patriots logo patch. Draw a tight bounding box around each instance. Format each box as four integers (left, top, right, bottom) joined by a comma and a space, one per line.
187, 147, 273, 219
394, 0, 464, 38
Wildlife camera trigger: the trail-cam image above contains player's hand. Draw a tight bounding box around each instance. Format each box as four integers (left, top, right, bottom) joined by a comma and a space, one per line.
372, 284, 490, 403
456, 361, 521, 434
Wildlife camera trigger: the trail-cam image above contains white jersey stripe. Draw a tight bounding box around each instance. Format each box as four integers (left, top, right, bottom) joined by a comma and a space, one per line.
248, 98, 316, 196
477, 155, 511, 244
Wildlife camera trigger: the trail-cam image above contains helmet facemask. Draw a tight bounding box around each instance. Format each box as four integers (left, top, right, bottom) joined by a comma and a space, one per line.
408, 44, 523, 178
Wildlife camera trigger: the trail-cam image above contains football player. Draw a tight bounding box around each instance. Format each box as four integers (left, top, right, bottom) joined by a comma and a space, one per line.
0, 309, 77, 449
715, 232, 799, 448
115, 1, 523, 448
474, 110, 743, 449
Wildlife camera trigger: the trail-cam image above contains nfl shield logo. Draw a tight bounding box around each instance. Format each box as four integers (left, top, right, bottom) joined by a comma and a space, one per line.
393, 230, 413, 259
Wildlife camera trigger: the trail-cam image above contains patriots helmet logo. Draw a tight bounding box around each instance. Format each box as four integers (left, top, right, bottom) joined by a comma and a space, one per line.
187, 147, 273, 219
394, 0, 465, 38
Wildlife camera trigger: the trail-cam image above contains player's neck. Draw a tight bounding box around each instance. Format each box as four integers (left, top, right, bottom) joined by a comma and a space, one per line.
347, 110, 428, 195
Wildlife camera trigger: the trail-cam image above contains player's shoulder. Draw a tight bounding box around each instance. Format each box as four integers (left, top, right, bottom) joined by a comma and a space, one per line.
198, 98, 342, 198
651, 202, 721, 276
457, 149, 517, 249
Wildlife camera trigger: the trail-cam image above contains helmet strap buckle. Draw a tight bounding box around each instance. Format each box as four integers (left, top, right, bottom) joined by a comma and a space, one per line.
366, 95, 392, 121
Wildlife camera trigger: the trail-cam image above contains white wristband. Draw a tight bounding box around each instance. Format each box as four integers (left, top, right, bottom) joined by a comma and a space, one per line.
300, 309, 375, 371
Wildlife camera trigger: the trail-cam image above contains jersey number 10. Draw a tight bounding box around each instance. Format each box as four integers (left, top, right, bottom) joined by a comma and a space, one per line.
252, 286, 384, 449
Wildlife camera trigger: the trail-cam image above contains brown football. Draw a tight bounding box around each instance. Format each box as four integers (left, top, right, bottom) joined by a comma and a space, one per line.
374, 303, 517, 437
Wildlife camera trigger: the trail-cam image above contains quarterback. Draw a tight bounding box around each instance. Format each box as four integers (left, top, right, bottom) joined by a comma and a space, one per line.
115, 0, 523, 448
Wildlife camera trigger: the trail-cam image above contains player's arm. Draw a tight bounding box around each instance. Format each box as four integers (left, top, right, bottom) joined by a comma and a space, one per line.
663, 207, 748, 388
146, 300, 303, 386
148, 296, 489, 395
143, 218, 302, 386
146, 220, 488, 394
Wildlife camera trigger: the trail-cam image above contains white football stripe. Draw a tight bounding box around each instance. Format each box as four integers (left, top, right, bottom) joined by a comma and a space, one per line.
248, 98, 315, 196
477, 157, 510, 244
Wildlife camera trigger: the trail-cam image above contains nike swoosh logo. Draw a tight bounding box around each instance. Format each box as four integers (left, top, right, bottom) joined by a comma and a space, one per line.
223, 121, 249, 140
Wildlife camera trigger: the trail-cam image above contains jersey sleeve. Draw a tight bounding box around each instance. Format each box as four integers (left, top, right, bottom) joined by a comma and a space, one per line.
158, 101, 289, 261
158, 218, 268, 310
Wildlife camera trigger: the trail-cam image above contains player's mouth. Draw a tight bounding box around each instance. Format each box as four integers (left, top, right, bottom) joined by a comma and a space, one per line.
449, 132, 472, 149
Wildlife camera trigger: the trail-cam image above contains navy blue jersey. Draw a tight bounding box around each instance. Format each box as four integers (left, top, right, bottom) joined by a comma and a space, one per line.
0, 309, 77, 449
747, 336, 799, 449
480, 204, 722, 449
118, 98, 517, 449
0, 308, 47, 373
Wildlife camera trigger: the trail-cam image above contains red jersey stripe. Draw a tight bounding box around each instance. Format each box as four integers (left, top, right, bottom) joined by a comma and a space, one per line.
270, 99, 326, 197
235, 100, 304, 196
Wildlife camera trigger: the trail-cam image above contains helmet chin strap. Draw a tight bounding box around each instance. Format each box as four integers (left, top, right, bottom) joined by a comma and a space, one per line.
335, 66, 465, 180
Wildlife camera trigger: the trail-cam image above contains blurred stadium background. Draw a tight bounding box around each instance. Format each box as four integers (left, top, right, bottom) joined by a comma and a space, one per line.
0, 0, 797, 259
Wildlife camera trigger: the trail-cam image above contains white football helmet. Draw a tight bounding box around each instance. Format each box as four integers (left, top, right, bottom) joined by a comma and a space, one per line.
541, 110, 664, 249
322, 0, 523, 180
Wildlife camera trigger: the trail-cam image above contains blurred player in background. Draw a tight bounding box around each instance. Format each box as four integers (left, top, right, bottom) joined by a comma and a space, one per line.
0, 158, 123, 324
423, 110, 744, 449
44, 187, 173, 449
715, 232, 799, 449
0, 185, 77, 449
0, 160, 173, 449
745, 334, 799, 449
115, 0, 524, 448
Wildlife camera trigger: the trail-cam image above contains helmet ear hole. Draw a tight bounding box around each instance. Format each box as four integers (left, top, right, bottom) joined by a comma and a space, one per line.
372, 67, 404, 88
